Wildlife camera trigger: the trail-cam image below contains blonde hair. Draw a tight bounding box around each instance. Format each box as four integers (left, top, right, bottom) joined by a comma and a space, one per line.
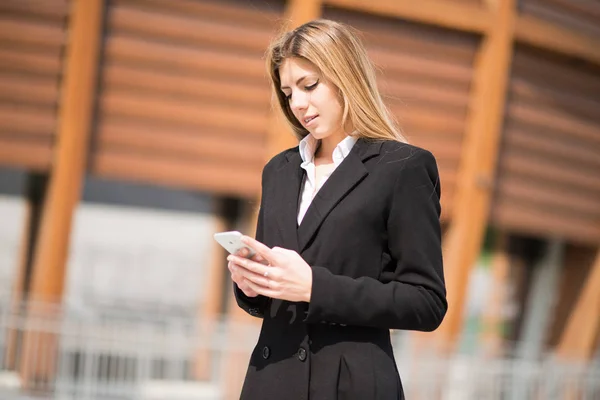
266, 19, 407, 143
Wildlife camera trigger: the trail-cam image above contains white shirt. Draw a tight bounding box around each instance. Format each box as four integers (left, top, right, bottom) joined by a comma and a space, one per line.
297, 134, 358, 225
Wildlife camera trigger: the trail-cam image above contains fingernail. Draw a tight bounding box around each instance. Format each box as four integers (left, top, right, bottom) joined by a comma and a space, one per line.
227, 255, 232, 261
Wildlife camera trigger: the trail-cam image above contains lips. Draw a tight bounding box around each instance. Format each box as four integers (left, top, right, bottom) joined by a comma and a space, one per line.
304, 115, 318, 126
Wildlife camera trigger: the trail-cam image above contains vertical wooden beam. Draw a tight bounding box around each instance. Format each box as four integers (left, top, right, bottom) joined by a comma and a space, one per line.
26, 0, 105, 304
434, 0, 516, 348
19, 0, 104, 386
556, 248, 600, 361
266, 0, 323, 160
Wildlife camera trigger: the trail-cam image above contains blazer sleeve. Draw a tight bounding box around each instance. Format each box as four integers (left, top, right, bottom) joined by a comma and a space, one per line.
233, 169, 270, 318
304, 150, 447, 331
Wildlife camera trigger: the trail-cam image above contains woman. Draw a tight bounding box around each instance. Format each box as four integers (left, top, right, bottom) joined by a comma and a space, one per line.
227, 19, 446, 400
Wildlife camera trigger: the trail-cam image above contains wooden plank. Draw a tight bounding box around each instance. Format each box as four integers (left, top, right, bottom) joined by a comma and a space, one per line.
0, 73, 59, 106
434, 0, 517, 347
492, 200, 600, 244
0, 47, 62, 76
0, 0, 68, 19
363, 29, 477, 64
113, 0, 283, 28
265, 0, 323, 160
388, 106, 466, 135
105, 35, 266, 80
369, 49, 474, 84
515, 14, 600, 66
556, 249, 600, 360
508, 102, 600, 146
334, 9, 479, 62
513, 50, 600, 99
521, 0, 600, 39
97, 123, 266, 166
503, 127, 600, 169
0, 17, 65, 49
26, 0, 105, 304
0, 137, 52, 170
103, 64, 270, 109
500, 150, 600, 193
0, 104, 56, 136
379, 79, 470, 108
510, 78, 600, 124
324, 0, 492, 34
100, 91, 268, 137
543, 0, 600, 20
92, 151, 261, 198
496, 179, 599, 218
109, 4, 272, 53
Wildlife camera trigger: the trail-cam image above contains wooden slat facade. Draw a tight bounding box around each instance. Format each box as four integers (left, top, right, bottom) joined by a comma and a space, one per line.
0, 0, 69, 171
90, 0, 285, 197
491, 45, 600, 244
323, 7, 479, 219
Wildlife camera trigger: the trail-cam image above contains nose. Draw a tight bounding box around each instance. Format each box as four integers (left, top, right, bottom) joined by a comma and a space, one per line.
289, 91, 308, 113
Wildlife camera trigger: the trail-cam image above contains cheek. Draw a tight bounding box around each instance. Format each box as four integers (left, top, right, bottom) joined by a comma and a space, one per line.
323, 99, 343, 125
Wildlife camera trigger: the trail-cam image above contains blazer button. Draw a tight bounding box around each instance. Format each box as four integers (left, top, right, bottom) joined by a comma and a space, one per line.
262, 346, 270, 360
297, 347, 307, 362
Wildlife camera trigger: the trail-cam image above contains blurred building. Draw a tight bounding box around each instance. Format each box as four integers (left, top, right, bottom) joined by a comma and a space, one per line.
0, 0, 599, 399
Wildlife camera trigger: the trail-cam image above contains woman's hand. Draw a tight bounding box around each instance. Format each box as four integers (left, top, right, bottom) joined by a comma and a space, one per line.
227, 236, 313, 303
228, 247, 267, 298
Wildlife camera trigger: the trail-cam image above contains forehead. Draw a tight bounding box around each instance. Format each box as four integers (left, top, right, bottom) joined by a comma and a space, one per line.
279, 57, 319, 84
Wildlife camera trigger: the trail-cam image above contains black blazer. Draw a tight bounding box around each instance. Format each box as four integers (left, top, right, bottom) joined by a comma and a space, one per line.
235, 138, 447, 400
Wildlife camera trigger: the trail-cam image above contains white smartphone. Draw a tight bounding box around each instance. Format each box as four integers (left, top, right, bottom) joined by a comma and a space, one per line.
213, 231, 256, 258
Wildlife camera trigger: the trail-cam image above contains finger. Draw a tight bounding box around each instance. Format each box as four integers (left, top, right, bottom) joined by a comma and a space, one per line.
228, 254, 268, 277
234, 264, 271, 288
245, 278, 277, 298
250, 253, 267, 264
237, 247, 249, 257
241, 236, 275, 263
228, 261, 238, 274
238, 280, 257, 297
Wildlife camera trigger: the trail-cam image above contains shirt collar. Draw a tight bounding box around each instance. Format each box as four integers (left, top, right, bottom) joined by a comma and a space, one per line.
299, 134, 358, 167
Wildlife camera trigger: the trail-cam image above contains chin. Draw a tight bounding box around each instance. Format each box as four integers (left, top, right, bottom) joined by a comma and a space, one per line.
310, 128, 332, 140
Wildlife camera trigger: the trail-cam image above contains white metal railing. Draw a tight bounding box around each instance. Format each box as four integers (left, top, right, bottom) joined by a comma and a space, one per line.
0, 297, 599, 400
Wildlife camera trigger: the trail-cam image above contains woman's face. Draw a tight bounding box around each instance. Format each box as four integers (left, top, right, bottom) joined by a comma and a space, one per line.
279, 57, 345, 141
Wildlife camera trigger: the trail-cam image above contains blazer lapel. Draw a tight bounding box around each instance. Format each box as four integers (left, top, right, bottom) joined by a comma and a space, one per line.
274, 150, 303, 252
297, 138, 382, 253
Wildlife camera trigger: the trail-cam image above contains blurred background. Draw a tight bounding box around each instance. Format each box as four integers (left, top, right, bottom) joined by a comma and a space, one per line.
0, 0, 599, 399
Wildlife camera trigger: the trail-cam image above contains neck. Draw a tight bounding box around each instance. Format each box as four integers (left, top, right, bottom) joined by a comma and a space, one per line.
315, 131, 346, 161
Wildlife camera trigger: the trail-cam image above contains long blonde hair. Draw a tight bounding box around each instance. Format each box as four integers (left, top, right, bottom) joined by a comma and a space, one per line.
266, 19, 406, 143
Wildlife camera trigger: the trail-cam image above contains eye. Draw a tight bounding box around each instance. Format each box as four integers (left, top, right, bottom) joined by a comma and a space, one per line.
284, 93, 292, 101
305, 80, 319, 91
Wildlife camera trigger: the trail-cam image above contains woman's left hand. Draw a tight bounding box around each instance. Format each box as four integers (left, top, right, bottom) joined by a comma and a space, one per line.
227, 236, 313, 303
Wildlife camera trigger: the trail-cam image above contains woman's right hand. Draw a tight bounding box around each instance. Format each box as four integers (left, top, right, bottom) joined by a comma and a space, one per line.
228, 247, 268, 298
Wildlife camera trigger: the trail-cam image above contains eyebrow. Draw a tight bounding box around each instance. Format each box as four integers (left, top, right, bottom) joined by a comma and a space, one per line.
280, 76, 313, 91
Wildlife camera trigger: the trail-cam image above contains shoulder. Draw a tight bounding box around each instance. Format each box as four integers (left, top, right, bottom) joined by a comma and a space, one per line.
377, 140, 438, 173
376, 141, 441, 200
261, 145, 299, 177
